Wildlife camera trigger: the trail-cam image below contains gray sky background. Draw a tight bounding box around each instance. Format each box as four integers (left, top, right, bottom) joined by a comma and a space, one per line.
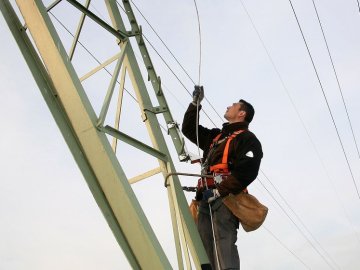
1, 0, 360, 269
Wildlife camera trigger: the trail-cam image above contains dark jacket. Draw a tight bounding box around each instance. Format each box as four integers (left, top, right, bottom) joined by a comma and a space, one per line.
182, 103, 263, 197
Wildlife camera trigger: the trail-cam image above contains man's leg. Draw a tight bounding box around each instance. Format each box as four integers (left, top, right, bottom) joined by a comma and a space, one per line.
213, 202, 240, 269
198, 202, 216, 269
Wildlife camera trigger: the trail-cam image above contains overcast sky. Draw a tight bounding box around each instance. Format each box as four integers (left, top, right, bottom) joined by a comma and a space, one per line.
1, 0, 360, 269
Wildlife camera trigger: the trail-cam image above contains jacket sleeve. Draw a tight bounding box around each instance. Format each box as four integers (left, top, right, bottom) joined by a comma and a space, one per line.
217, 132, 263, 196
182, 103, 220, 151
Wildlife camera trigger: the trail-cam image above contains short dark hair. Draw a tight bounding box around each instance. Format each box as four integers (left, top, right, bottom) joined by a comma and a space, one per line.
239, 99, 255, 123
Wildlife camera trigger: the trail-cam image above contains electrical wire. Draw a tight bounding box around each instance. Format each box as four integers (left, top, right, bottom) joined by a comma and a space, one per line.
262, 226, 311, 269
109, 6, 354, 268
128, 0, 225, 123
141, 34, 216, 126
115, 1, 220, 128
49, 11, 138, 103
122, 2, 352, 267
257, 176, 339, 270
49, 11, 172, 133
357, 0, 360, 13
130, 0, 195, 84
288, 0, 360, 199
48, 2, 351, 268
239, 0, 360, 243
311, 0, 360, 160
260, 171, 342, 269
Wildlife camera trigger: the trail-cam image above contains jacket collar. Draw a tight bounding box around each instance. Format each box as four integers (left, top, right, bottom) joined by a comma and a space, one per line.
222, 121, 249, 135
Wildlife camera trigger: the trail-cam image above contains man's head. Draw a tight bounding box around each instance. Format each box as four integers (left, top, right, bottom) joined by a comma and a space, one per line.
224, 99, 255, 124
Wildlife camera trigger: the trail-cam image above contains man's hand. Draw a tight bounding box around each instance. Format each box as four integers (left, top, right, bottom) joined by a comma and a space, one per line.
192, 85, 204, 105
202, 188, 220, 203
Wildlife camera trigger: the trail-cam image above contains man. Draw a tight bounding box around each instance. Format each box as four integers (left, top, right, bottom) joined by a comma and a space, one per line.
182, 86, 263, 269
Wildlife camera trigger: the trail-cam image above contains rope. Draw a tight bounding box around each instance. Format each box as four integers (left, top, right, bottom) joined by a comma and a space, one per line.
193, 0, 202, 85
192, 2, 221, 268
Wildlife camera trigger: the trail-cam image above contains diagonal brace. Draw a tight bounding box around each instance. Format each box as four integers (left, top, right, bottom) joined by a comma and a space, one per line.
101, 125, 168, 162
65, 0, 129, 40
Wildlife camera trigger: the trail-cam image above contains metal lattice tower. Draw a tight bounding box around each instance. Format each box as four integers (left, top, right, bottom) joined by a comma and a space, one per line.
0, 0, 210, 269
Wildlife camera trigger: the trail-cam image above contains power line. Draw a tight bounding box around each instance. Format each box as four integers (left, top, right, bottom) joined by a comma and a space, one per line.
128, 0, 225, 124
262, 226, 311, 269
260, 171, 342, 269
311, 0, 360, 160
129, 0, 195, 84
49, 11, 173, 133
257, 176, 339, 270
49, 11, 138, 103
115, 1, 221, 128
288, 0, 360, 199
117, 2, 334, 266
239, 0, 360, 243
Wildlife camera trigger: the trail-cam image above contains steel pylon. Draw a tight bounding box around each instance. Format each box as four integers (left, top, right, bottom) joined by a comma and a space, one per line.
0, 0, 210, 269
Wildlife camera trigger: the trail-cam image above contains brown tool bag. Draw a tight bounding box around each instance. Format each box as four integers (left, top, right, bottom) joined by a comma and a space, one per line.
222, 192, 268, 232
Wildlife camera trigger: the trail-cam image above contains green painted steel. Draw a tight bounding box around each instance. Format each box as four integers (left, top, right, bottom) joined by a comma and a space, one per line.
66, 0, 129, 40
68, 0, 91, 60
2, 0, 211, 268
2, 0, 172, 269
101, 125, 168, 162
105, 1, 210, 268
0, 1, 140, 268
121, 0, 189, 162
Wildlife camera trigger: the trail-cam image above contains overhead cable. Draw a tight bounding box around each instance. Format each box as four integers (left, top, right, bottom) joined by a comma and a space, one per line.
129, 0, 225, 123
239, 0, 360, 242
260, 171, 342, 269
49, 11, 173, 133
288, 0, 360, 199
115, 2, 220, 128
262, 226, 311, 269
130, 0, 195, 84
257, 176, 339, 270
311, 0, 360, 160
49, 11, 138, 103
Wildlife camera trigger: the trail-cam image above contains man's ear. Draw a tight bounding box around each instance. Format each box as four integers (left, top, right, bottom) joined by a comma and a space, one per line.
238, 110, 246, 119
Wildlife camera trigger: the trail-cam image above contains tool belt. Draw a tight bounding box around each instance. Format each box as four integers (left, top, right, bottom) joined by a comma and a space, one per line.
196, 173, 231, 191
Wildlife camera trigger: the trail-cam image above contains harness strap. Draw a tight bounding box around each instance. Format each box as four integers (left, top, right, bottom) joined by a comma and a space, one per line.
209, 130, 245, 173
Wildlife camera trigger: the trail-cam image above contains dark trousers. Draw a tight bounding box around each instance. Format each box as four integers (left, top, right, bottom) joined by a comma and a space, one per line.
198, 199, 240, 270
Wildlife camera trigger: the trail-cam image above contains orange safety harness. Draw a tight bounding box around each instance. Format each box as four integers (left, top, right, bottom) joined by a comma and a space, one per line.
197, 130, 245, 190
209, 130, 245, 174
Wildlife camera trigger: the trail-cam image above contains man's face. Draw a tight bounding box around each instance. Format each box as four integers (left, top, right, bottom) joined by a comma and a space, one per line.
224, 102, 243, 122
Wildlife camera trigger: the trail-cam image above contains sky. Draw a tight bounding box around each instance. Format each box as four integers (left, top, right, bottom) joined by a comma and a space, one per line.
1, 0, 360, 269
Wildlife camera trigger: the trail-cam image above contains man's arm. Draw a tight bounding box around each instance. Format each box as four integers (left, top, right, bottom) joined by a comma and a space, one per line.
182, 103, 220, 151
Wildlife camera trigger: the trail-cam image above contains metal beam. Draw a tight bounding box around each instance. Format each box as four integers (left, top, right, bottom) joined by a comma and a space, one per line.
0, 1, 138, 268
105, 1, 210, 268
121, 0, 188, 161
128, 167, 162, 184
98, 41, 128, 126
112, 65, 127, 152
68, 0, 91, 60
101, 125, 168, 162
12, 1, 171, 269
80, 51, 123, 81
65, 0, 128, 40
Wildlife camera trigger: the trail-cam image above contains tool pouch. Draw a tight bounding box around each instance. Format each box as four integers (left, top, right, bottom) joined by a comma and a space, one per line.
222, 192, 268, 232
